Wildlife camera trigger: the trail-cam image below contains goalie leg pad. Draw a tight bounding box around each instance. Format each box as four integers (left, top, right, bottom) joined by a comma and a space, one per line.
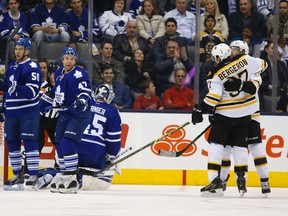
82, 175, 113, 191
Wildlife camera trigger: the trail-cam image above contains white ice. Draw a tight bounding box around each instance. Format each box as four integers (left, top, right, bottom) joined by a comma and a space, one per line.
0, 185, 287, 216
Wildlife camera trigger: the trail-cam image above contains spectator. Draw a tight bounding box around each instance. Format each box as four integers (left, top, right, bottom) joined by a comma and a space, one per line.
30, 0, 70, 47
200, 15, 225, 63
113, 19, 150, 62
164, 0, 196, 44
257, 0, 274, 19
266, 0, 288, 37
133, 79, 164, 110
124, 48, 154, 96
201, 0, 229, 40
0, 0, 30, 61
154, 38, 193, 95
99, 0, 132, 43
228, 0, 267, 43
190, 0, 206, 15
93, 64, 132, 109
163, 68, 194, 110
92, 41, 125, 85
67, 0, 100, 43
259, 41, 288, 112
0, 0, 29, 39
241, 25, 261, 57
152, 17, 188, 63
136, 0, 165, 45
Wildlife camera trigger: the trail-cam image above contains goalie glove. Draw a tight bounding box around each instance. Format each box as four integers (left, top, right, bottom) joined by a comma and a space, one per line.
223, 77, 243, 92
191, 104, 203, 125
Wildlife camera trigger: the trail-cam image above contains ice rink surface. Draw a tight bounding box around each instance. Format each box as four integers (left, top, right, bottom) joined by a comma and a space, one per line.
0, 185, 287, 216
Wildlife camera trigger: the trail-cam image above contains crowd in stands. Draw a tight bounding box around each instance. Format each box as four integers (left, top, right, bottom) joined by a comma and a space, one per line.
0, 0, 288, 112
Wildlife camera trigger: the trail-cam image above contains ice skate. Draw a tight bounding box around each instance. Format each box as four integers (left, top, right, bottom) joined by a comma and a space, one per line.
222, 174, 230, 192
50, 173, 64, 193
237, 176, 247, 197
201, 177, 224, 197
25, 175, 39, 190
58, 174, 79, 194
261, 181, 271, 198
3, 173, 25, 191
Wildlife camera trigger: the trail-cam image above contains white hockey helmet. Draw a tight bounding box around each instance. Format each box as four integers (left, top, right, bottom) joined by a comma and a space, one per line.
230, 40, 249, 55
211, 43, 231, 63
93, 84, 115, 104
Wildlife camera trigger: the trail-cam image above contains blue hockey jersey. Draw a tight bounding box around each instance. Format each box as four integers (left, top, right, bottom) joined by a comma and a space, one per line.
5, 58, 42, 117
80, 100, 122, 159
67, 7, 99, 41
0, 10, 30, 38
30, 3, 68, 31
53, 65, 91, 113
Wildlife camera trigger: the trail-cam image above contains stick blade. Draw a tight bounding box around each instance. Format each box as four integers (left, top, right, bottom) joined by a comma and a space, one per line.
158, 149, 177, 157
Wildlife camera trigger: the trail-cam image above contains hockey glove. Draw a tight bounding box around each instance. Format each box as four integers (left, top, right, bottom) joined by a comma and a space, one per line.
192, 104, 203, 125
224, 77, 243, 92
73, 98, 88, 112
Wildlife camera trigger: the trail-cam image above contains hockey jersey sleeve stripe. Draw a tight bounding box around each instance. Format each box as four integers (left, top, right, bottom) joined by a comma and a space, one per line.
216, 99, 257, 111
105, 138, 121, 142
6, 101, 39, 110
107, 131, 121, 135
81, 138, 106, 147
6, 95, 38, 102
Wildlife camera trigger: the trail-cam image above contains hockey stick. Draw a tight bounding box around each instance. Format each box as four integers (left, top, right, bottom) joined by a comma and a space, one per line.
78, 121, 191, 177
158, 124, 212, 157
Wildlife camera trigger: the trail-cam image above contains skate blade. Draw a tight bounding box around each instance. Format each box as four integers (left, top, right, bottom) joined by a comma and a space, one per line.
50, 188, 60, 193
239, 190, 247, 197
59, 188, 78, 194
262, 193, 270, 198
25, 185, 38, 191
201, 189, 224, 197
3, 184, 25, 191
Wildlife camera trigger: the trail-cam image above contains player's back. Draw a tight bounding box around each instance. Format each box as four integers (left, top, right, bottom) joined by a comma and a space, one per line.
207, 55, 267, 117
81, 100, 122, 149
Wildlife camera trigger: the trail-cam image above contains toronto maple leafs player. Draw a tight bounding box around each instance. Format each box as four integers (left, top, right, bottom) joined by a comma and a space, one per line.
77, 83, 122, 190
41, 47, 92, 194
37, 84, 122, 191
0, 38, 42, 190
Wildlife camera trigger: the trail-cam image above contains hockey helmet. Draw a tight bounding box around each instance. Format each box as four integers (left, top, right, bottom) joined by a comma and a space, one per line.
14, 38, 32, 51
230, 40, 249, 55
94, 84, 115, 104
211, 43, 231, 63
61, 47, 78, 59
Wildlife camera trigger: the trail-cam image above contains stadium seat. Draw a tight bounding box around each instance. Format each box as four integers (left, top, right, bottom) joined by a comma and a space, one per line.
39, 41, 68, 62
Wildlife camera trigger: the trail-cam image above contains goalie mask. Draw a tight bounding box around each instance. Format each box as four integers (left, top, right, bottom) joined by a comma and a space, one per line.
94, 84, 115, 104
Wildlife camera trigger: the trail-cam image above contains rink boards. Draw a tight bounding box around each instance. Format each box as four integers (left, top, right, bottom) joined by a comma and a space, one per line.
1, 112, 288, 187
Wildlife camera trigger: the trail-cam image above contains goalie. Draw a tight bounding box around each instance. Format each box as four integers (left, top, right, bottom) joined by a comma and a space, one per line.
39, 83, 122, 192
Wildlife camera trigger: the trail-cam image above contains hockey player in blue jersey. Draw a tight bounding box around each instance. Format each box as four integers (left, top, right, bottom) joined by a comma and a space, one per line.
41, 47, 92, 194
77, 83, 122, 190
0, 38, 42, 190
39, 83, 122, 191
